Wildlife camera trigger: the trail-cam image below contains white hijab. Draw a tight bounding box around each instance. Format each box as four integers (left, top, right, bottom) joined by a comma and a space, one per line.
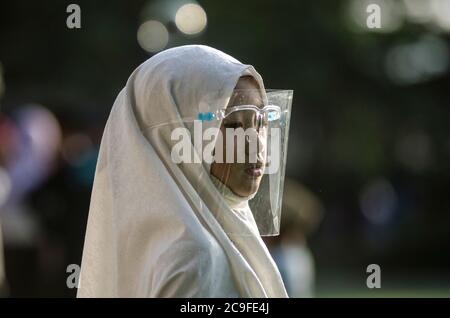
77, 45, 287, 298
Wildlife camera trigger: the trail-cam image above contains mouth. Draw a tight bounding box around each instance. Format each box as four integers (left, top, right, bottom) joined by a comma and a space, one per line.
244, 162, 263, 178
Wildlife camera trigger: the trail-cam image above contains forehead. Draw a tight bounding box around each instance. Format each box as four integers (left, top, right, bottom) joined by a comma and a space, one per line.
228, 76, 264, 108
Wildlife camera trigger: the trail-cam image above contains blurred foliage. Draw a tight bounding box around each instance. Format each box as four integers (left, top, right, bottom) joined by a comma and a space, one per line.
1, 0, 449, 296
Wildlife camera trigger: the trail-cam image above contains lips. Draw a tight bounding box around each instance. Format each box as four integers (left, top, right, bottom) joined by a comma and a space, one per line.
244, 163, 263, 177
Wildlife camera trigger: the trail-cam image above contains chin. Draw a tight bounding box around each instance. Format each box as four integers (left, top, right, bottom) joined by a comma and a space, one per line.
233, 179, 260, 197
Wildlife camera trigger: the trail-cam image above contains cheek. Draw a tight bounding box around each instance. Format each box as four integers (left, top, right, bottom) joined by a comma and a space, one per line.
220, 134, 239, 162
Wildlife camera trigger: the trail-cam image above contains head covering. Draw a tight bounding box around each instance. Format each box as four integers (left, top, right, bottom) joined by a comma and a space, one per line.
78, 45, 287, 298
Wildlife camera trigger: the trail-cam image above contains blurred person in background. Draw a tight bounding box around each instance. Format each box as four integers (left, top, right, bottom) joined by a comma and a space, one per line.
0, 108, 62, 296
267, 178, 324, 297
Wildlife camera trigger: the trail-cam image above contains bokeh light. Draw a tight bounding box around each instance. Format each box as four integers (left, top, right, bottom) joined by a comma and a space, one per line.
430, 0, 450, 32
137, 20, 169, 53
6, 105, 62, 201
175, 3, 207, 35
402, 0, 450, 32
385, 34, 449, 85
360, 178, 398, 225
403, 0, 435, 24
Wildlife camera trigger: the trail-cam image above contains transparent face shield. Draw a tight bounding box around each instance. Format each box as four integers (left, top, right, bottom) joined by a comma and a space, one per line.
145, 89, 292, 236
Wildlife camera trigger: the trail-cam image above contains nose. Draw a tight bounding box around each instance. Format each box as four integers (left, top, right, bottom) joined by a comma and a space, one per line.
246, 131, 266, 163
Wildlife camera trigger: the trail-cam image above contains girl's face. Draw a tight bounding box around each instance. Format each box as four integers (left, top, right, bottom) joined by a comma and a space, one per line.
210, 76, 267, 197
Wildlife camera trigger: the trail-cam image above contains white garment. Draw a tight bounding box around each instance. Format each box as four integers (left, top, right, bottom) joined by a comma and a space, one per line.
209, 174, 260, 236
77, 45, 287, 298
